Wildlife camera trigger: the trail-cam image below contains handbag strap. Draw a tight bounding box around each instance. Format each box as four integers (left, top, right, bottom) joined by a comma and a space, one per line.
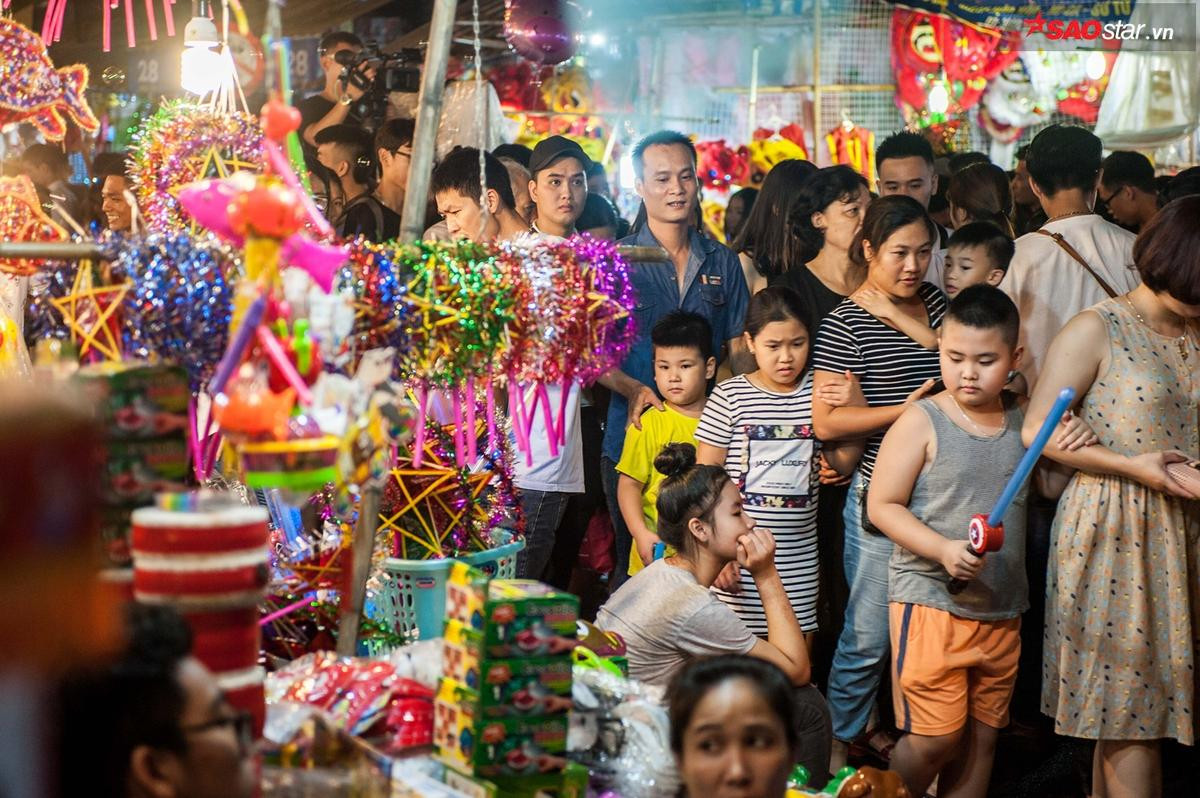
1035, 229, 1118, 298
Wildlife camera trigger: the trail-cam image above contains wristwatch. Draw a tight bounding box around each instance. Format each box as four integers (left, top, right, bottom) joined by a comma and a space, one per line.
339, 94, 352, 106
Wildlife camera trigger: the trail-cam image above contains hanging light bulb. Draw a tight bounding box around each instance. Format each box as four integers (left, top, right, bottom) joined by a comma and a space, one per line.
928, 82, 950, 115
1085, 51, 1107, 81
181, 0, 221, 95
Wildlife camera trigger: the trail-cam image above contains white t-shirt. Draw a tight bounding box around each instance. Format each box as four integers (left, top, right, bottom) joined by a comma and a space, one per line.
1001, 214, 1139, 390
511, 381, 585, 493
925, 228, 947, 289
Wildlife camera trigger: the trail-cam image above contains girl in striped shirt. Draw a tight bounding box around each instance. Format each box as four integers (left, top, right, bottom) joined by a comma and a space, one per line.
696, 286, 861, 636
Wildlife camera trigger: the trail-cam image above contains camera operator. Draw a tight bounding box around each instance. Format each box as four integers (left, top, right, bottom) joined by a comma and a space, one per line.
315, 124, 399, 243
299, 32, 367, 156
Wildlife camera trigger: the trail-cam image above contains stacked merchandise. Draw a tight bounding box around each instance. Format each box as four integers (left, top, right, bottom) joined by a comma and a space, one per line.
74, 363, 190, 569
435, 563, 587, 797
131, 497, 271, 732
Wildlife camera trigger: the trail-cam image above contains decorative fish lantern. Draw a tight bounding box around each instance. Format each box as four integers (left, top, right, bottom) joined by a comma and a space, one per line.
0, 18, 99, 141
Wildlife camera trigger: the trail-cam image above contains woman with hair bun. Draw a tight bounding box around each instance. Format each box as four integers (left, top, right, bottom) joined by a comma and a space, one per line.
598, 443, 831, 779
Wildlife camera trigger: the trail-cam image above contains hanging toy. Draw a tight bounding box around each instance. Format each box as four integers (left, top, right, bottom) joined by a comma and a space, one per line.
0, 18, 99, 141
0, 176, 70, 277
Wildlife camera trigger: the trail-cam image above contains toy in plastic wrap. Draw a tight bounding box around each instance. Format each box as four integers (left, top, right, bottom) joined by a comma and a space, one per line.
443, 621, 573, 716
435, 679, 570, 778
446, 565, 579, 658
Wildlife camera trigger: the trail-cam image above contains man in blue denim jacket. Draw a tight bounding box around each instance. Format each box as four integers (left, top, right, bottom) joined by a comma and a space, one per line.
599, 130, 750, 585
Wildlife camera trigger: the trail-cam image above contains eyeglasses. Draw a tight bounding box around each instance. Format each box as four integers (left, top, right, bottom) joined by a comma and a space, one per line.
180, 710, 254, 752
1097, 188, 1118, 205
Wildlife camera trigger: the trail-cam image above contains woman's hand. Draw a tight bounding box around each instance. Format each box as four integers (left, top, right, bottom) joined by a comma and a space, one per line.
1056, 410, 1099, 451
816, 369, 865, 408
1125, 451, 1193, 498
714, 561, 742, 593
737, 528, 779, 578
852, 287, 894, 321
904, 378, 938, 405
818, 451, 852, 486
939, 539, 984, 581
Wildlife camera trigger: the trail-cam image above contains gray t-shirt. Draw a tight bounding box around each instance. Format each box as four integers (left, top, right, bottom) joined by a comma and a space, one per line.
888, 396, 1030, 620
596, 559, 756, 688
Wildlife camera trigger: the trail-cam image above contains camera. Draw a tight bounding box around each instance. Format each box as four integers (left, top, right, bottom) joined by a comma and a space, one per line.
336, 43, 422, 131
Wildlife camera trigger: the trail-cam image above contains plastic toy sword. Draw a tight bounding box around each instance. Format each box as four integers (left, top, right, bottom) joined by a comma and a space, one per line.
948, 387, 1076, 594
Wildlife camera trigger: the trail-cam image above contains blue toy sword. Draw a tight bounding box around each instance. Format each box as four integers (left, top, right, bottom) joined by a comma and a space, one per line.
948, 387, 1075, 594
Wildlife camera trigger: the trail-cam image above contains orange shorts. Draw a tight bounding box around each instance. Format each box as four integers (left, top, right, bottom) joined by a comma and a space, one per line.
889, 602, 1020, 736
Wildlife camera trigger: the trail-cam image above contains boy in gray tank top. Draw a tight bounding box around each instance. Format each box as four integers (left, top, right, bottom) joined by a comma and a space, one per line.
864, 286, 1097, 798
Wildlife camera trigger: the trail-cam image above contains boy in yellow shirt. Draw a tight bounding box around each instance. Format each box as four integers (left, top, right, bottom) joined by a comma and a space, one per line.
616, 311, 716, 574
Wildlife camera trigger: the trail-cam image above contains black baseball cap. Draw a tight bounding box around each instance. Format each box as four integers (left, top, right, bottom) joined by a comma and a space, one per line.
528, 135, 592, 177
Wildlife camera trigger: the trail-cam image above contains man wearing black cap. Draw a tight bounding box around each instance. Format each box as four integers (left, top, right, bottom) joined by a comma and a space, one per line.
527, 135, 590, 240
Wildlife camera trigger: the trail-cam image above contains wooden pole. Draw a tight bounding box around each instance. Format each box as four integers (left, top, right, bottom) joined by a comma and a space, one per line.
336, 485, 381, 656
400, 0, 458, 241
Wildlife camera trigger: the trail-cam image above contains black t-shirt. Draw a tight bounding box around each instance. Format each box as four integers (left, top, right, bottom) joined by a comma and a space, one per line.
296, 94, 362, 156
338, 195, 400, 243
772, 264, 846, 331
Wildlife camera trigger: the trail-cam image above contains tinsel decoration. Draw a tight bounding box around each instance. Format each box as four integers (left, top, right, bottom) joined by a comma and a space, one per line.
0, 176, 69, 276
337, 240, 412, 372
379, 416, 522, 560
0, 18, 99, 141
110, 231, 241, 390
395, 241, 516, 386
129, 100, 263, 231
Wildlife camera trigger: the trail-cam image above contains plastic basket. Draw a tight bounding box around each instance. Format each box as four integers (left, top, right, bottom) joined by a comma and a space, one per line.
368, 539, 525, 652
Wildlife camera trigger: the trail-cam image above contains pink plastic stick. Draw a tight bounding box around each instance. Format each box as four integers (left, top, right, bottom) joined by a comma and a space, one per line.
413, 385, 428, 467
123, 0, 136, 47
465, 378, 477, 464
265, 140, 334, 238
512, 387, 534, 466
556, 379, 570, 446
259, 595, 315, 627
103, 0, 112, 51
486, 383, 497, 453
537, 383, 559, 457
55, 0, 68, 40
162, 0, 175, 36
255, 325, 314, 406
452, 393, 466, 468
144, 0, 158, 39
41, 0, 57, 41
187, 397, 202, 478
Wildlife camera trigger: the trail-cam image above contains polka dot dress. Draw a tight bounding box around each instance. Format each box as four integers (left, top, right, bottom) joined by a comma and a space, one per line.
1042, 299, 1200, 744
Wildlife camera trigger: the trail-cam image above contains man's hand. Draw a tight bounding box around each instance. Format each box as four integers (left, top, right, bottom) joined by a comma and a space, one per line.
626, 384, 664, 431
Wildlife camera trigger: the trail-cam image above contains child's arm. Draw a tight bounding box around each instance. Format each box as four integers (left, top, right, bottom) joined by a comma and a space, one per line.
821, 441, 864, 478
617, 474, 659, 567
853, 288, 938, 350
813, 369, 937, 441
867, 405, 984, 581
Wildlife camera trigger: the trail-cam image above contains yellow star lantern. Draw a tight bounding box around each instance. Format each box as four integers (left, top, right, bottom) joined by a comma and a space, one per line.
49, 263, 131, 362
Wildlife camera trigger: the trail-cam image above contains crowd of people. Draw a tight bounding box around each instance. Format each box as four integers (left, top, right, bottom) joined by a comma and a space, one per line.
14, 30, 1199, 798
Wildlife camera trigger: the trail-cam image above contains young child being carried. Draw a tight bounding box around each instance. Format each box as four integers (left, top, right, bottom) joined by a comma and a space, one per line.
616, 311, 716, 574
853, 221, 1013, 347
866, 285, 1093, 798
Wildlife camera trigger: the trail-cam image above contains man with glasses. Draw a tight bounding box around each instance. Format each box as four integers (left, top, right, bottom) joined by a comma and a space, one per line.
374, 118, 414, 215
1099, 150, 1160, 233
299, 31, 366, 157
55, 603, 256, 798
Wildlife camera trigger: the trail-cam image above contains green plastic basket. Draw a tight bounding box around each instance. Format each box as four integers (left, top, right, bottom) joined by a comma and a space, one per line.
368, 539, 525, 652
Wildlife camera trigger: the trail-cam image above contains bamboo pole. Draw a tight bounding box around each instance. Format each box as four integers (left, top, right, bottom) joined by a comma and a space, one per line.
400, 0, 458, 241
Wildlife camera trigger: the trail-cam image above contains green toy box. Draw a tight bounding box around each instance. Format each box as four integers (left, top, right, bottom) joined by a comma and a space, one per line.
445, 565, 579, 658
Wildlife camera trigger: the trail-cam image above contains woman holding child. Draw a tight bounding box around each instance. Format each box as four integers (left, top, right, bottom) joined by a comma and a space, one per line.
810, 195, 945, 762
1026, 195, 1200, 798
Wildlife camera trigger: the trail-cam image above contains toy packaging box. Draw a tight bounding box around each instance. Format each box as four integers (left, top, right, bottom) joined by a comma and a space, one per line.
434, 678, 569, 778
446, 565, 580, 658
440, 631, 573, 717
74, 363, 190, 440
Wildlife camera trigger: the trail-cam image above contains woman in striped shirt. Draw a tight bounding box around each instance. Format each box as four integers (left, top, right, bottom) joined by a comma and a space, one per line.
811, 195, 945, 762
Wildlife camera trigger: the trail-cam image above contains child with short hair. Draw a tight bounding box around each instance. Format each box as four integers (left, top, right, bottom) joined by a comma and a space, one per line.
617, 311, 716, 574
942, 221, 1014, 299
697, 286, 860, 635
866, 284, 1090, 798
